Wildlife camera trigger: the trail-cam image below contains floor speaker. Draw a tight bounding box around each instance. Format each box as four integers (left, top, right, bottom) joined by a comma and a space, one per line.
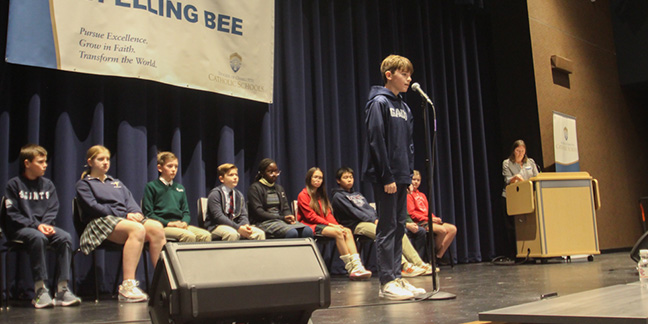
148, 238, 331, 324
630, 231, 648, 262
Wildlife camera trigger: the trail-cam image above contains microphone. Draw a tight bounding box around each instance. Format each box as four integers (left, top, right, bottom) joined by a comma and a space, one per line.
411, 82, 434, 106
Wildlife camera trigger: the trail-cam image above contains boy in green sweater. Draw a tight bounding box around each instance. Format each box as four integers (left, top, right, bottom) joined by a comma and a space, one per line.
142, 152, 211, 242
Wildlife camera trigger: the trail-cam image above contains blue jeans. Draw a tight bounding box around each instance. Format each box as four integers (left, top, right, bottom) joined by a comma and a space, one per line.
373, 183, 408, 285
12, 226, 73, 283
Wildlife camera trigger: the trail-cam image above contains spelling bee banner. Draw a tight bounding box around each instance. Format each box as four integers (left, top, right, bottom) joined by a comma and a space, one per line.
553, 111, 580, 172
6, 0, 275, 103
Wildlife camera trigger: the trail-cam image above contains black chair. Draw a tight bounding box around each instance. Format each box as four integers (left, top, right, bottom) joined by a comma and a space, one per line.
0, 196, 76, 309
445, 245, 455, 268
430, 231, 454, 268
72, 198, 149, 302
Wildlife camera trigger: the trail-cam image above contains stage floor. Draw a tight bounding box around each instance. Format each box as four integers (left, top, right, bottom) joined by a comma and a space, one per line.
0, 251, 639, 324
480, 281, 648, 323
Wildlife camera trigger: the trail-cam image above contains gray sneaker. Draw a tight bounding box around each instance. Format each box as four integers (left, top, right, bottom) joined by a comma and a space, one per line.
32, 287, 54, 309
54, 287, 82, 306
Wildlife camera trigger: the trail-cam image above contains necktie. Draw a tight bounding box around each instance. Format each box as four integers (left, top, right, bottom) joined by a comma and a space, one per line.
228, 190, 234, 217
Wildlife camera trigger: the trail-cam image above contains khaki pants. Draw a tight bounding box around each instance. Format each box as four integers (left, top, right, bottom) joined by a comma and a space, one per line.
211, 225, 266, 241
164, 225, 212, 242
354, 222, 424, 266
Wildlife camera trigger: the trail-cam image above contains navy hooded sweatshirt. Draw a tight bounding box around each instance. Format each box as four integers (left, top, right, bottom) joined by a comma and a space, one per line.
330, 187, 377, 231
362, 85, 414, 185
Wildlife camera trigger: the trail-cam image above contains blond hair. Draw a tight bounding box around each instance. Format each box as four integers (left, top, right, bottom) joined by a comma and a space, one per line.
217, 163, 238, 177
381, 55, 413, 84
81, 145, 110, 179
157, 151, 177, 166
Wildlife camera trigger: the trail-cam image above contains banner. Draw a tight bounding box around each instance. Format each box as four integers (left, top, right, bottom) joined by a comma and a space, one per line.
553, 111, 580, 172
6, 0, 274, 103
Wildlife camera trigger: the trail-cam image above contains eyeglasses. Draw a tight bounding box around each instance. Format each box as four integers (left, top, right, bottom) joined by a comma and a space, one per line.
268, 170, 282, 176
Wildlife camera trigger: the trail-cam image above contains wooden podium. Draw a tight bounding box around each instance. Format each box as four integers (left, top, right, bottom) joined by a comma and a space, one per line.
506, 172, 601, 259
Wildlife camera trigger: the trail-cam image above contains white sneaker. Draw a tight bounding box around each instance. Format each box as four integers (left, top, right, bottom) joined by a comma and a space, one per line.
118, 279, 148, 303
401, 262, 426, 277
347, 254, 372, 280
398, 278, 426, 298
379, 279, 414, 300
349, 267, 373, 280
417, 262, 433, 276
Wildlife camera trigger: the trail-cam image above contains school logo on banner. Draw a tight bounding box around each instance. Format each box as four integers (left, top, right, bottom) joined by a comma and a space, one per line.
553, 111, 580, 172
563, 126, 568, 140
230, 53, 242, 73
5, 0, 275, 103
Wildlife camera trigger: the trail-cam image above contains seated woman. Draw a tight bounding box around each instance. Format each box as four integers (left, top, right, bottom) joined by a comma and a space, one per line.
407, 170, 457, 262
75, 145, 166, 303
247, 158, 313, 238
297, 167, 371, 280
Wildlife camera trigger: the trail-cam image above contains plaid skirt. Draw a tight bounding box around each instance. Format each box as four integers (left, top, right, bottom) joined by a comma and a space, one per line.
256, 219, 306, 237
79, 215, 123, 255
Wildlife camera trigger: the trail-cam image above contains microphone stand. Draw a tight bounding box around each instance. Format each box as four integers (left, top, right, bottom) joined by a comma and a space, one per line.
419, 94, 456, 301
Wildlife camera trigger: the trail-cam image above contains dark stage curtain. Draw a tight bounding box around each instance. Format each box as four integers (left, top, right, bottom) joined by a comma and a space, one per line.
0, 0, 498, 295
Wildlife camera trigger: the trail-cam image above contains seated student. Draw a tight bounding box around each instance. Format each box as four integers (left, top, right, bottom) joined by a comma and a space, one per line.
297, 167, 371, 280
4, 144, 81, 308
407, 170, 457, 261
76, 145, 166, 303
142, 152, 211, 242
331, 167, 433, 276
204, 163, 265, 241
247, 158, 313, 238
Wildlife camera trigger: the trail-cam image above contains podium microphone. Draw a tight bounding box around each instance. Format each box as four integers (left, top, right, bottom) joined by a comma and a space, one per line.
411, 82, 433, 106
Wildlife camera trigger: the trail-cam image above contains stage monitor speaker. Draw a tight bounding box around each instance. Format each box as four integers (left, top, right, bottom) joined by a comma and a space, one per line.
630, 231, 648, 263
149, 238, 331, 324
